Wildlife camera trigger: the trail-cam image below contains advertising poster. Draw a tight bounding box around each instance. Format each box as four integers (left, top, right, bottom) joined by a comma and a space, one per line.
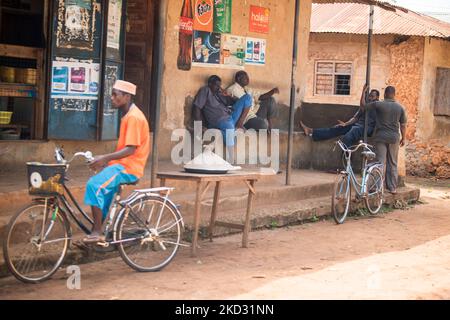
51, 61, 100, 99
57, 0, 98, 51
249, 6, 270, 34
192, 31, 221, 65
214, 0, 232, 33
193, 0, 214, 32
245, 37, 266, 65
221, 34, 245, 67
107, 0, 122, 50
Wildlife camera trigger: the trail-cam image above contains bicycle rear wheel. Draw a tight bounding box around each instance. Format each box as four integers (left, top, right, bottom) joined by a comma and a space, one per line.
3, 202, 70, 283
364, 167, 384, 214
116, 195, 183, 272
332, 174, 351, 224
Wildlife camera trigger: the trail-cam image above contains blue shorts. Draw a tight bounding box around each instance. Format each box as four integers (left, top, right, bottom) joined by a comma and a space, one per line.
84, 164, 138, 219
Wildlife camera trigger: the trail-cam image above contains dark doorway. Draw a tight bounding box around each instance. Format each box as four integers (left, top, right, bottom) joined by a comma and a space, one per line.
124, 0, 156, 130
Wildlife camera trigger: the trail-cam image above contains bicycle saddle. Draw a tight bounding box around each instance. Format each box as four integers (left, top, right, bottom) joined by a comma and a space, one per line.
121, 180, 140, 186
361, 151, 376, 160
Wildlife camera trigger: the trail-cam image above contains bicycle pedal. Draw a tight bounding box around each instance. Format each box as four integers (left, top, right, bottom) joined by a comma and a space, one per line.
96, 241, 109, 248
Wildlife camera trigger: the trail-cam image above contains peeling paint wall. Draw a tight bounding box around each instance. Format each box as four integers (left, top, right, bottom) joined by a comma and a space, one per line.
407, 37, 450, 179
417, 38, 450, 142
158, 0, 313, 159
387, 37, 424, 141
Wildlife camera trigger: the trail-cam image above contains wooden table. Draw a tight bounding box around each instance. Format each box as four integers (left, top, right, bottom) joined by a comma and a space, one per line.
157, 170, 263, 256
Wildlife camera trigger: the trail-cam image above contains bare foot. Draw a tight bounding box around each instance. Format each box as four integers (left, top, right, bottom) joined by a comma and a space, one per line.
300, 121, 313, 136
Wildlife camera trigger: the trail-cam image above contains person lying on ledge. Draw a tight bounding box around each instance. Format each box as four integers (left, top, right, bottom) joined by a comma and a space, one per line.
299, 86, 379, 148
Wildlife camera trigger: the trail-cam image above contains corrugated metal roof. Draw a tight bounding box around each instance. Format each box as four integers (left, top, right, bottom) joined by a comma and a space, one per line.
311, 3, 450, 38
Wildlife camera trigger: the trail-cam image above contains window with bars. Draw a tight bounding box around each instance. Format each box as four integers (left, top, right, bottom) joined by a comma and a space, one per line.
314, 61, 352, 96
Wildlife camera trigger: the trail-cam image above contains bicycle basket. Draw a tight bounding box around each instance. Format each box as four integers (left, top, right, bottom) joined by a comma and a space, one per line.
26, 162, 67, 196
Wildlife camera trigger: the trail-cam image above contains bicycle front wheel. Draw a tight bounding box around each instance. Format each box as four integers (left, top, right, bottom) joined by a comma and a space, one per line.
3, 202, 70, 283
116, 195, 183, 272
332, 174, 351, 224
364, 167, 384, 214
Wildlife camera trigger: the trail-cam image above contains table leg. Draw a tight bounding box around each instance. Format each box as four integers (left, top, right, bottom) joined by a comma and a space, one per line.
192, 181, 202, 257
209, 181, 222, 241
243, 179, 256, 248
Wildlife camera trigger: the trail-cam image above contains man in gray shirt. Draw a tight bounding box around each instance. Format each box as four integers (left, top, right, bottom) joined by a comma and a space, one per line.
362, 85, 407, 193
193, 75, 252, 163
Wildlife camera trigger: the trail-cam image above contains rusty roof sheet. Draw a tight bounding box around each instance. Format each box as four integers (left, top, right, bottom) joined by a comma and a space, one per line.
311, 3, 450, 38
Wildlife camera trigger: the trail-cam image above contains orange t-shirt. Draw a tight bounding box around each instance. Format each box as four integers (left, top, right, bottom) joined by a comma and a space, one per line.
109, 105, 150, 178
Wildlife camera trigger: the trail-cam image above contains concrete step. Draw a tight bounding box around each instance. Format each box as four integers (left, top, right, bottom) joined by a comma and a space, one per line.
172, 179, 335, 223
0, 187, 420, 279
192, 187, 420, 238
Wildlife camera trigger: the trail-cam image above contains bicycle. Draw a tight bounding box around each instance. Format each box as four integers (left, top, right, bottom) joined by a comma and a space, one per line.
2, 148, 185, 283
331, 140, 384, 224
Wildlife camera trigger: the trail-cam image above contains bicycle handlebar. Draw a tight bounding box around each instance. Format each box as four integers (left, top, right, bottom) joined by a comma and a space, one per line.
335, 140, 373, 154
55, 148, 94, 164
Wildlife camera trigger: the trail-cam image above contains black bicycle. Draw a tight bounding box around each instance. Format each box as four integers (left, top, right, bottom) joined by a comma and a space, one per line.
3, 148, 185, 283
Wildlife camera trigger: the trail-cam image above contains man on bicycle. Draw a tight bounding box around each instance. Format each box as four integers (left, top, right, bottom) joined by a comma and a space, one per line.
83, 80, 150, 243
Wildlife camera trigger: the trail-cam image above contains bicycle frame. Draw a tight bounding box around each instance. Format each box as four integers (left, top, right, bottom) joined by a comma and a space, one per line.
342, 151, 369, 198
338, 140, 383, 199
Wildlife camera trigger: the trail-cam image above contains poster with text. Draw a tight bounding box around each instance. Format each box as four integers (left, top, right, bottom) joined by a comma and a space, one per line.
107, 0, 122, 49
192, 31, 221, 65
51, 61, 100, 99
245, 37, 266, 65
221, 34, 245, 67
194, 0, 214, 32
214, 0, 232, 33
249, 6, 270, 34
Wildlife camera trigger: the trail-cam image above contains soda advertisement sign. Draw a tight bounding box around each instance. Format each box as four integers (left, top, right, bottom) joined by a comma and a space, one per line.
245, 37, 266, 65
221, 34, 245, 67
192, 31, 221, 64
214, 0, 232, 33
249, 6, 270, 34
194, 0, 214, 32
178, 0, 194, 71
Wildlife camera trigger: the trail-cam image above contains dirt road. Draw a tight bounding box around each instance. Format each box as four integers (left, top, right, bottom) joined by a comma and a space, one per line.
0, 179, 449, 300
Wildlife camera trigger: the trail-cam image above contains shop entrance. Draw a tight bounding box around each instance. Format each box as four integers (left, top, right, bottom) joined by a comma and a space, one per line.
124, 0, 157, 131
0, 0, 48, 140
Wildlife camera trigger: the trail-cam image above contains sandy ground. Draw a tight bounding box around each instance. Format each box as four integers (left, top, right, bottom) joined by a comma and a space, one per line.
0, 178, 448, 300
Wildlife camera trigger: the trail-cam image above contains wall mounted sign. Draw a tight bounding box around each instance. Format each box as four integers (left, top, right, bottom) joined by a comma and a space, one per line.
56, 0, 100, 51
214, 0, 232, 33
192, 31, 221, 64
107, 0, 122, 49
221, 34, 245, 67
194, 0, 214, 32
245, 37, 266, 65
51, 61, 100, 100
249, 5, 270, 34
